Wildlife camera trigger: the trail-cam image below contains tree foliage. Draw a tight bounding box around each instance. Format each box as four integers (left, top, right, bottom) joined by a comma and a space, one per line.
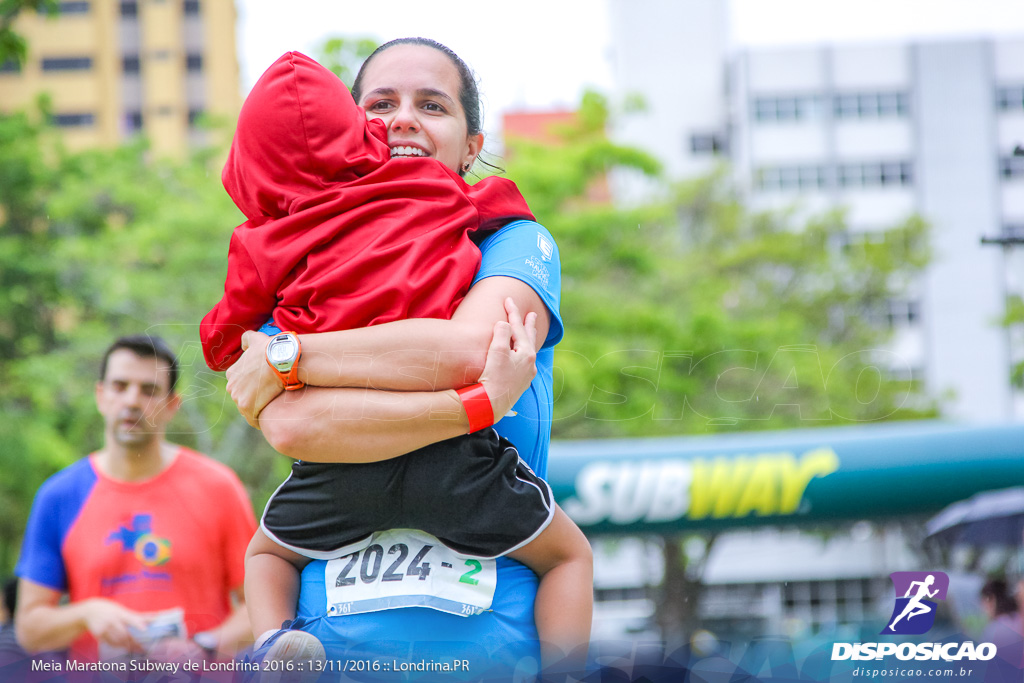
0, 0, 56, 66
0, 105, 285, 573
502, 91, 936, 440
317, 36, 378, 88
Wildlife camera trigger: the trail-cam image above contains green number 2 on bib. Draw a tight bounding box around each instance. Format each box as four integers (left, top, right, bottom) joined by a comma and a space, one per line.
324, 529, 496, 618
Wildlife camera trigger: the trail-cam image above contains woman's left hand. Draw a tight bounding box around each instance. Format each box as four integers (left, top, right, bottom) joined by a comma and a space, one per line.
225, 331, 283, 427
477, 298, 538, 422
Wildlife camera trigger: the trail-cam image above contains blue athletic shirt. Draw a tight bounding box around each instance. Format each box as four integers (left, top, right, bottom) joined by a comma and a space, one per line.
293, 219, 562, 679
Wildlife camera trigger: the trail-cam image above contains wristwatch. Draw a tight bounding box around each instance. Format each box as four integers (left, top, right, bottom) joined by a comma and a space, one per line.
265, 332, 304, 390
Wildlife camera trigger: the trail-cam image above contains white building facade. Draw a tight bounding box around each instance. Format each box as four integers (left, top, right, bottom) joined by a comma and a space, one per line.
608, 0, 1024, 424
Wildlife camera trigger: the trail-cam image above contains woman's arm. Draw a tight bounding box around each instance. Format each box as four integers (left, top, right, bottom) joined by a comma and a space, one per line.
258, 297, 540, 462
227, 277, 551, 423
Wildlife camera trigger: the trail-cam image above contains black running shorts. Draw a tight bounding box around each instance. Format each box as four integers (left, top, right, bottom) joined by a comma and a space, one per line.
261, 429, 555, 560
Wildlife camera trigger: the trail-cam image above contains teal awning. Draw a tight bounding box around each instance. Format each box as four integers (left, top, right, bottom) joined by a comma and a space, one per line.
547, 422, 1024, 534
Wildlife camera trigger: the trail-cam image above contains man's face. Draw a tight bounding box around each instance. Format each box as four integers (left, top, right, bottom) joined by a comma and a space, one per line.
95, 350, 180, 449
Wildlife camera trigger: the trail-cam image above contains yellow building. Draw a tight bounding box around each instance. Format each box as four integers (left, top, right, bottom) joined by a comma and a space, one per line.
0, 0, 240, 156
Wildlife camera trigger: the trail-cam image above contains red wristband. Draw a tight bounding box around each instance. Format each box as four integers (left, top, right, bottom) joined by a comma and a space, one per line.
456, 383, 494, 433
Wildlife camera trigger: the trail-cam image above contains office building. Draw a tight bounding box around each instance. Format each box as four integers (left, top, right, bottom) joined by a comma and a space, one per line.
608, 0, 1024, 424
0, 0, 241, 156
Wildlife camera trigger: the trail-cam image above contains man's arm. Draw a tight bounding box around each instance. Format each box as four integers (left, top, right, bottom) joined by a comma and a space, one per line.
15, 578, 149, 654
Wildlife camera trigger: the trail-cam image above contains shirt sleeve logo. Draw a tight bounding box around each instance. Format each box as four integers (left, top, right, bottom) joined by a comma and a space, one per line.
536, 233, 554, 262
524, 256, 550, 287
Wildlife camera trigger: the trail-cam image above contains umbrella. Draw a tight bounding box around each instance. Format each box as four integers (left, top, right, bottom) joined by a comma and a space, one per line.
925, 487, 1024, 548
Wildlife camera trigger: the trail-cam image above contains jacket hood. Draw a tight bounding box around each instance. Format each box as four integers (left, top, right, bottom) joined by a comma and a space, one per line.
222, 51, 390, 219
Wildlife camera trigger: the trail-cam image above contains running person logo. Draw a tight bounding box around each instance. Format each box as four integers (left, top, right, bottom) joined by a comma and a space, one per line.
882, 571, 949, 635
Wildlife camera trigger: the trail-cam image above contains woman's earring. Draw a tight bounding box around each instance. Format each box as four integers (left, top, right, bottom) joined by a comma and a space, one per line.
463, 161, 472, 172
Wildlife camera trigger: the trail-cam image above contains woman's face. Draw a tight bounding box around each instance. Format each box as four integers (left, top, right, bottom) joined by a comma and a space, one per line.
357, 44, 482, 175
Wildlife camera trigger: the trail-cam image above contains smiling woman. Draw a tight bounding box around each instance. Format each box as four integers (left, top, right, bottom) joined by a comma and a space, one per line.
202, 41, 592, 678
351, 38, 483, 175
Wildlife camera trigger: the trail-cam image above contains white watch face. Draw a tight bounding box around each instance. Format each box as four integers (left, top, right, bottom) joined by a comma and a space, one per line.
268, 338, 296, 364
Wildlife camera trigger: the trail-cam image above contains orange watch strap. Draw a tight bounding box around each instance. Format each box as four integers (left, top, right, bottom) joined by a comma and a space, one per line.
266, 332, 304, 390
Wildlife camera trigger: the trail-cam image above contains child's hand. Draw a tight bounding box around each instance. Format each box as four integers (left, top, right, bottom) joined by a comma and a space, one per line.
226, 331, 283, 427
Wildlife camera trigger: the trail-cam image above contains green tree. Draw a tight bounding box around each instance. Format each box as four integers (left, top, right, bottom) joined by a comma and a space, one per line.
503, 91, 934, 439
0, 106, 284, 573
0, 0, 56, 66
317, 36, 378, 87
502, 89, 936, 647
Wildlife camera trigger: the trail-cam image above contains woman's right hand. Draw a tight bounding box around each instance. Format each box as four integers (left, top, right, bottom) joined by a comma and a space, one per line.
225, 331, 284, 427
477, 298, 538, 422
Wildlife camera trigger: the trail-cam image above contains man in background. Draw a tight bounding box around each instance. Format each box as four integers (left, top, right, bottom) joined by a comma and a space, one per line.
14, 335, 257, 662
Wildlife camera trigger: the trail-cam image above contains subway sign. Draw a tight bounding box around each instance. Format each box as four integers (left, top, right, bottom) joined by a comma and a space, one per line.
547, 422, 1024, 534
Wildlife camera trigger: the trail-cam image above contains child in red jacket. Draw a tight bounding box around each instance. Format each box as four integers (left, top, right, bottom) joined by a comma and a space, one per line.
201, 51, 591, 669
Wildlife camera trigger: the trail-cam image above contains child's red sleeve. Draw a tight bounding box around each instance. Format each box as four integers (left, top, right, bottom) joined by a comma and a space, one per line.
200, 230, 277, 371
467, 176, 535, 232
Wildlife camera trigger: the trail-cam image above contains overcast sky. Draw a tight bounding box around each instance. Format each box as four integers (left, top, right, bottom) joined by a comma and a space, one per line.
236, 0, 1024, 135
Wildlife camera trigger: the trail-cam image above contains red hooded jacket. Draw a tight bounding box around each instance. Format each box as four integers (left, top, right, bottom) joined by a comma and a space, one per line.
200, 52, 533, 370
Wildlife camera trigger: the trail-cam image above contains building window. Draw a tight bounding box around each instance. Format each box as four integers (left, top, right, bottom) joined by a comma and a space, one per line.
122, 55, 140, 74
754, 98, 776, 121
184, 0, 200, 15
797, 165, 827, 189
125, 111, 143, 132
833, 91, 909, 119
186, 54, 202, 72
1001, 224, 1024, 241
42, 56, 93, 72
997, 86, 1024, 112
752, 95, 824, 123
886, 299, 920, 327
1000, 155, 1024, 179
690, 132, 727, 155
51, 112, 95, 127
899, 161, 914, 184
759, 161, 912, 192
58, 1, 90, 13
838, 164, 862, 187
0, 59, 20, 74
756, 164, 828, 191
838, 161, 913, 188
120, 0, 137, 17
188, 108, 205, 126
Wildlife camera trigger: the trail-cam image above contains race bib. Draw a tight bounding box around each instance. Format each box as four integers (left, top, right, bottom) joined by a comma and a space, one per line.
324, 529, 496, 618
